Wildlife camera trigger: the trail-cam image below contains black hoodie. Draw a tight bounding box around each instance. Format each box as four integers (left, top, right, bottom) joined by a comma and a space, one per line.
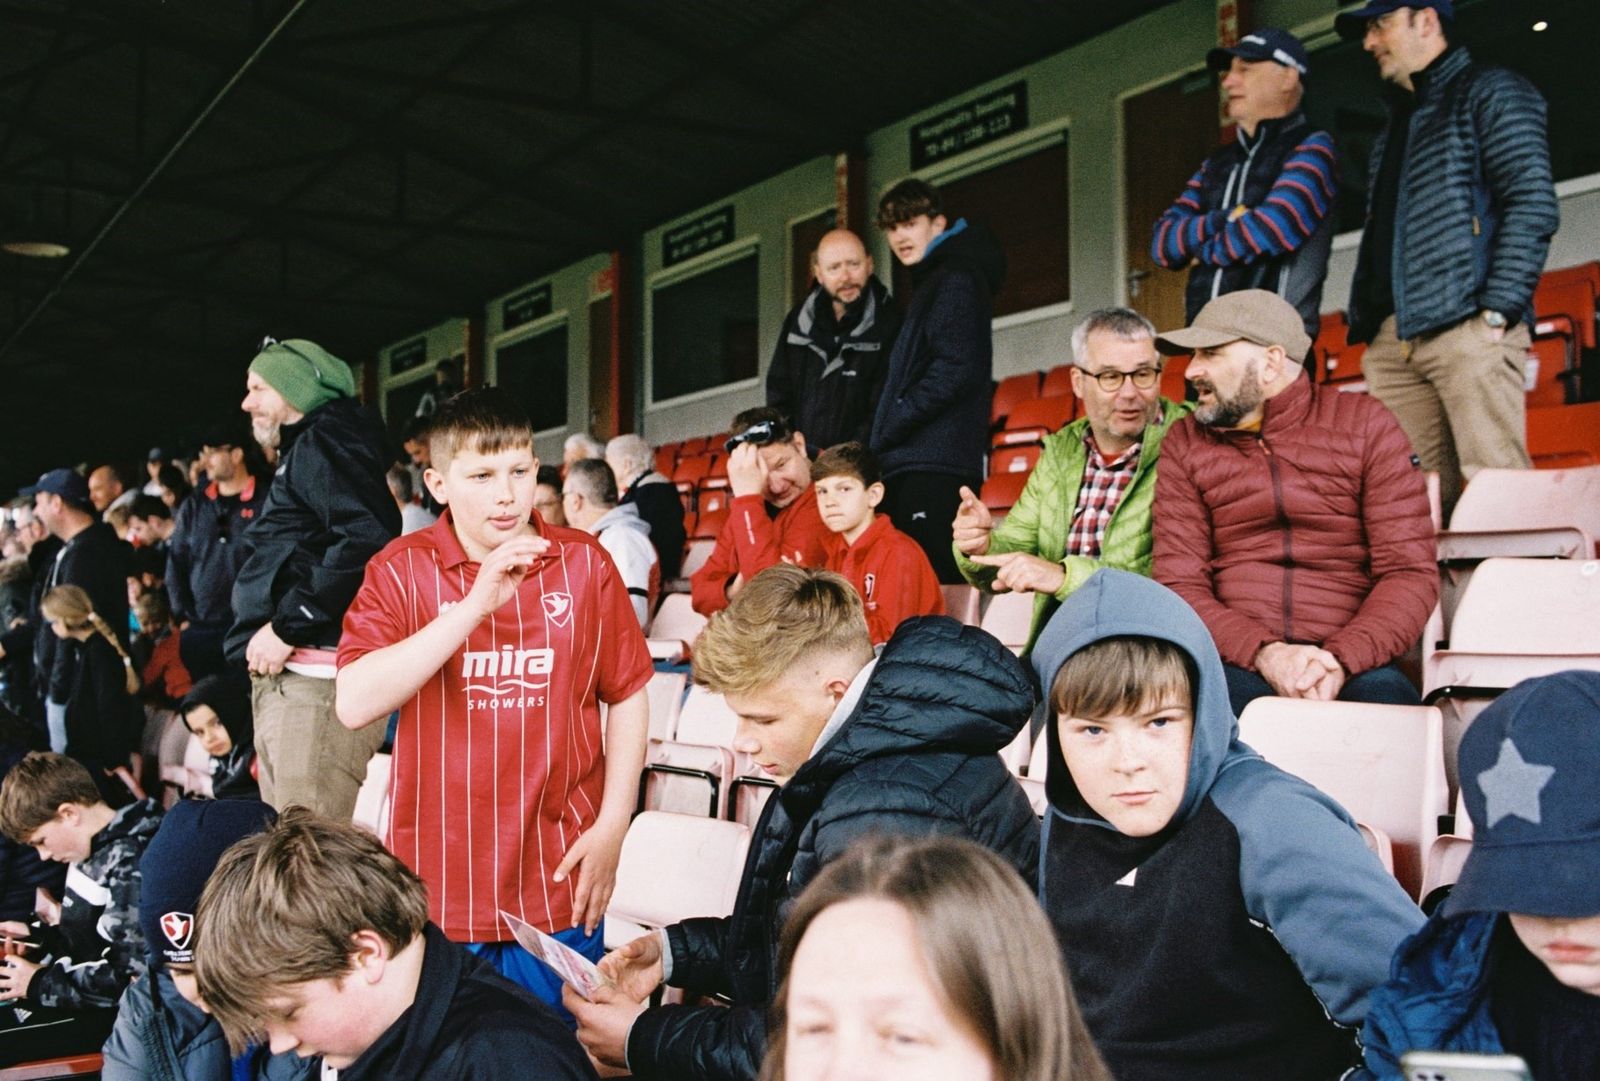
869, 218, 1005, 482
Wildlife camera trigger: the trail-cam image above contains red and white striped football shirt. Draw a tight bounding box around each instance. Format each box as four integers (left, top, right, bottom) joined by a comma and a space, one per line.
338, 512, 652, 941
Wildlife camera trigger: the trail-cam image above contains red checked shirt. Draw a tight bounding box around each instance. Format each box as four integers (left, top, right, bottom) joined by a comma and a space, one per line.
338, 512, 653, 942
1066, 435, 1144, 559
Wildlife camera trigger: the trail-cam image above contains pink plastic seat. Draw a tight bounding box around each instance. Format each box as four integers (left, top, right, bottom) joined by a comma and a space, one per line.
605, 812, 751, 950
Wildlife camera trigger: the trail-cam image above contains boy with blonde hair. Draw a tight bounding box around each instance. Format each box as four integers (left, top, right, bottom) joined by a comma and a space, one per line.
193, 808, 596, 1078
567, 564, 1037, 1080
336, 388, 652, 1013
811, 442, 943, 645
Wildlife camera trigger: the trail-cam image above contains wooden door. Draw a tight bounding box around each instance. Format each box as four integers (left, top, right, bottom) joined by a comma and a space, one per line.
588, 294, 616, 438
1122, 70, 1222, 332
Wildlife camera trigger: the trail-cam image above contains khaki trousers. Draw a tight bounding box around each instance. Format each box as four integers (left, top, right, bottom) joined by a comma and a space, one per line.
251, 671, 385, 820
1361, 314, 1531, 515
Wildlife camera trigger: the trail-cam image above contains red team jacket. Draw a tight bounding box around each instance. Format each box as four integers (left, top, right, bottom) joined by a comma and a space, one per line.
823, 514, 944, 645
689, 493, 833, 615
338, 512, 652, 942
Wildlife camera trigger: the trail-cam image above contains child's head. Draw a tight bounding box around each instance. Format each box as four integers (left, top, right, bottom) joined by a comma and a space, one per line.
693, 565, 873, 784
134, 588, 172, 637
180, 673, 253, 759
1445, 670, 1600, 996
194, 807, 430, 1062
1050, 635, 1197, 838
765, 834, 1110, 1081
420, 388, 538, 559
140, 798, 277, 1007
810, 442, 883, 544
0, 751, 109, 863
41, 584, 140, 694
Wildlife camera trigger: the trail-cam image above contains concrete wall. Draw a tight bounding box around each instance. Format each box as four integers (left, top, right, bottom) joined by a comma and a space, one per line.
376, 317, 467, 421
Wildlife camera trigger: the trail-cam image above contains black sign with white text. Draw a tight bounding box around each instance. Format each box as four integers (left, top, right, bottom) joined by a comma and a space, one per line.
502, 282, 553, 330
663, 205, 735, 268
910, 82, 1029, 168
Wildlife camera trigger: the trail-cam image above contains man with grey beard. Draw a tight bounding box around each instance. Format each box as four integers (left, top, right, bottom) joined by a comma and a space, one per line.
228, 338, 396, 818
1148, 290, 1437, 716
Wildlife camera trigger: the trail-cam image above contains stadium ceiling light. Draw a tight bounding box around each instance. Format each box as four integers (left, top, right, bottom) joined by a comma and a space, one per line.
1, 240, 71, 258
1531, 20, 1549, 31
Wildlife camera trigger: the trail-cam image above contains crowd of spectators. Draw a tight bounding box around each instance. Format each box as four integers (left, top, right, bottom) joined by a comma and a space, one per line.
0, 3, 1588, 1077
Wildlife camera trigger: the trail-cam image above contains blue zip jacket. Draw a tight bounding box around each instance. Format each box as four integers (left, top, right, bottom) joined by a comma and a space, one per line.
1347, 47, 1558, 344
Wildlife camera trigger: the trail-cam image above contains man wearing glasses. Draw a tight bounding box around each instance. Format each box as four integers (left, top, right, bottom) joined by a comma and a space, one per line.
1152, 290, 1438, 716
954, 308, 1188, 656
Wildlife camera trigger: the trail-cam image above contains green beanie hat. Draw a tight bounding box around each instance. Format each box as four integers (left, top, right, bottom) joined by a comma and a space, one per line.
248, 339, 357, 414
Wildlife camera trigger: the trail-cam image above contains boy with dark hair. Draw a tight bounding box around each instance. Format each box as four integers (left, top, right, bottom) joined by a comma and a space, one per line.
689, 406, 832, 615
1363, 670, 1600, 1079
810, 442, 943, 645
337, 387, 652, 1012
101, 797, 312, 1080
0, 752, 161, 1063
193, 808, 597, 1079
1030, 569, 1422, 1081
871, 177, 1005, 584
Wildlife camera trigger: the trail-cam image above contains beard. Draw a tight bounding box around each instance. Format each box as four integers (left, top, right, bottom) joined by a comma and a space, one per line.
251, 416, 281, 450
1192, 360, 1264, 428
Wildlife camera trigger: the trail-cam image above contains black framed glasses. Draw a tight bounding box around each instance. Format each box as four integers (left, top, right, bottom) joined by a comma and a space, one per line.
1077, 366, 1162, 392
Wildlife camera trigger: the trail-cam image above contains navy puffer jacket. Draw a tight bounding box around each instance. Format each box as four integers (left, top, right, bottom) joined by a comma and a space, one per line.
625, 616, 1039, 1081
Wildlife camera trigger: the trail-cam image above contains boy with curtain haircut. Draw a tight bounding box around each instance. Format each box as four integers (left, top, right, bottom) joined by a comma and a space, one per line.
336, 388, 652, 1014
810, 443, 942, 645
193, 808, 598, 1079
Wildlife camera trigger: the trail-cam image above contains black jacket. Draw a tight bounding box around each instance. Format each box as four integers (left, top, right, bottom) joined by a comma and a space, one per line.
51, 634, 143, 767
337, 924, 598, 1081
869, 220, 1004, 482
34, 522, 134, 702
766, 278, 899, 450
227, 399, 399, 659
1347, 47, 1558, 343
620, 472, 686, 581
625, 616, 1040, 1081
166, 475, 265, 632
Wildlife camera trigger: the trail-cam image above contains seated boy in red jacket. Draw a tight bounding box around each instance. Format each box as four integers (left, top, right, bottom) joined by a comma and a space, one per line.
812, 443, 943, 645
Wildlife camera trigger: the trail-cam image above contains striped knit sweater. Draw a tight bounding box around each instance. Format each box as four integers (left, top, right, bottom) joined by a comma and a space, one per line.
1152, 110, 1337, 338
1347, 47, 1559, 344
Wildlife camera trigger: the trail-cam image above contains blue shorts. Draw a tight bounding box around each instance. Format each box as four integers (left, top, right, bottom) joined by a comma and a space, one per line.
467, 921, 605, 1026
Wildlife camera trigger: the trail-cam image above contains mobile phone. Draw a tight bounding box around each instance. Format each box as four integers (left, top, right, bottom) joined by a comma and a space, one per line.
1400, 1051, 1533, 1081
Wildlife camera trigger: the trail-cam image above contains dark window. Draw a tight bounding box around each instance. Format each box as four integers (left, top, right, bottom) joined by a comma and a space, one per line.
651, 250, 760, 403
496, 324, 569, 432
384, 379, 433, 442
1304, 0, 1598, 234
892, 136, 1070, 318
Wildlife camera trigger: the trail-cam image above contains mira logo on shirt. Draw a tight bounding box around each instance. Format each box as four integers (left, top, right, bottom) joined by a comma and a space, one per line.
461, 646, 555, 705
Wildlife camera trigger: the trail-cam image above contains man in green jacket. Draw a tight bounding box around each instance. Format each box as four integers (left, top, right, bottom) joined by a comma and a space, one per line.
955, 307, 1191, 655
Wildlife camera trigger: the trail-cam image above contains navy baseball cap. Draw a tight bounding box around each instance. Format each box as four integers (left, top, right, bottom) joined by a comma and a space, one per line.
1445, 671, 1600, 920
19, 467, 92, 510
1207, 29, 1309, 76
1335, 1, 1455, 41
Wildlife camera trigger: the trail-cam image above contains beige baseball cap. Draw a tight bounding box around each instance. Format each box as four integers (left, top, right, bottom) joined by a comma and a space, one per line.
1155, 289, 1313, 362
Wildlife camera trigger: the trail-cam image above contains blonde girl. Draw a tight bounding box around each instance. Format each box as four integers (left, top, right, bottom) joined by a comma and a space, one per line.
39, 586, 143, 781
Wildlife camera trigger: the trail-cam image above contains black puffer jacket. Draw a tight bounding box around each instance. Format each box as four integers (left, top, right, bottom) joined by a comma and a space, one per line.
226, 398, 399, 659
625, 616, 1039, 1081
869, 220, 1005, 482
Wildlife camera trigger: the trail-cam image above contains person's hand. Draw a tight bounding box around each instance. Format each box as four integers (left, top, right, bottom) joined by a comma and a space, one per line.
464, 535, 550, 619
1305, 656, 1347, 702
951, 486, 994, 557
566, 984, 648, 1069
965, 552, 1066, 596
725, 572, 746, 602
244, 623, 293, 676
1255, 642, 1338, 699
596, 933, 665, 1003
726, 443, 768, 500
0, 955, 40, 1000
553, 812, 629, 936
0, 920, 30, 941
1478, 310, 1507, 343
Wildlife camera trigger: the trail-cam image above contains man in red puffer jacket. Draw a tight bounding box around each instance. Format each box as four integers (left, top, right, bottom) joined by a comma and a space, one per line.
1152, 289, 1438, 717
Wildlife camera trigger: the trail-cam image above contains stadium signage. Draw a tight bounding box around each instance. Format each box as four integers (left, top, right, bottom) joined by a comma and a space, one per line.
910, 81, 1029, 168
663, 205, 735, 268
389, 336, 427, 375
502, 281, 554, 330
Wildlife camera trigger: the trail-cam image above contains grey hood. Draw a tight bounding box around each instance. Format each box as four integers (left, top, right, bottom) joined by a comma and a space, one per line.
593, 501, 652, 538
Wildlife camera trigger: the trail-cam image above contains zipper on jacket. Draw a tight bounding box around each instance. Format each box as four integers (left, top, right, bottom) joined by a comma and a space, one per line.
1260, 438, 1295, 642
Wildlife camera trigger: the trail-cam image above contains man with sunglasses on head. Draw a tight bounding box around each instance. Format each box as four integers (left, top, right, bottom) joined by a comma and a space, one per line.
689, 407, 832, 616
228, 338, 398, 819
954, 308, 1189, 656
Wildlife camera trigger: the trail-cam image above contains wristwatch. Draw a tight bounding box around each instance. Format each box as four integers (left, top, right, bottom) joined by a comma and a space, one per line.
1481, 309, 1508, 329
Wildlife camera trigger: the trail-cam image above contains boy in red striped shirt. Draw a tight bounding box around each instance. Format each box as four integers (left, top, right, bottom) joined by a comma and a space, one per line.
812, 442, 944, 645
335, 389, 652, 1015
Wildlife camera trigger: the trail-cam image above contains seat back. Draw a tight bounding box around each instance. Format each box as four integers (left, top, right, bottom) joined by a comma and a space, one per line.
641, 740, 734, 819
1528, 402, 1600, 470
677, 686, 741, 748
1027, 725, 1050, 779
646, 671, 688, 742
607, 812, 751, 948
1160, 353, 1190, 402
352, 752, 392, 837
1448, 465, 1600, 542
992, 372, 1042, 425
940, 584, 982, 626
679, 538, 717, 581
979, 592, 1034, 653
649, 593, 708, 645
993, 395, 1075, 445
1238, 697, 1447, 898
978, 471, 1029, 513
989, 444, 1041, 477
1040, 364, 1077, 400
1448, 558, 1600, 654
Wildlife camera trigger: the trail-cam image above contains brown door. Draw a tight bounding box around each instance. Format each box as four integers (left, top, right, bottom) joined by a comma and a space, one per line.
1122, 70, 1222, 332
588, 294, 616, 438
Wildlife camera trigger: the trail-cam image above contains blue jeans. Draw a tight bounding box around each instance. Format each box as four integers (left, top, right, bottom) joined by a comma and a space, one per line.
45, 700, 67, 754
1223, 662, 1420, 718
467, 921, 605, 1026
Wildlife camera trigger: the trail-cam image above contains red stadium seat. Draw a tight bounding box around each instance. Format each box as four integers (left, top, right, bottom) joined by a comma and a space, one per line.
679, 435, 710, 457
1040, 364, 1076, 399
697, 488, 730, 517
691, 506, 728, 539
672, 454, 712, 496
654, 442, 681, 476
1525, 336, 1574, 408
1312, 311, 1349, 383
699, 453, 729, 492
992, 395, 1074, 447
979, 471, 1029, 512
989, 445, 1041, 477
1534, 263, 1598, 350
991, 372, 1042, 426
1160, 353, 1190, 402
1528, 402, 1600, 469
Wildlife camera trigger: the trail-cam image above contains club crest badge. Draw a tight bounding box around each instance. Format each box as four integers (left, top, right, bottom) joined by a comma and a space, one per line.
863, 573, 877, 600
161, 911, 194, 951
543, 592, 573, 628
